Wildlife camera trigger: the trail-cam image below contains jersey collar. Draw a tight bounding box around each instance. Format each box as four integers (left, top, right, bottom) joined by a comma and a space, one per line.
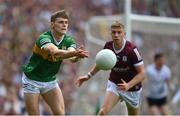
113, 39, 126, 54
51, 30, 65, 45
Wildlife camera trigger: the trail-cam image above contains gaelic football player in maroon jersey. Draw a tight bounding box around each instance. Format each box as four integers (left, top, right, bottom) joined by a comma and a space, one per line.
76, 21, 146, 115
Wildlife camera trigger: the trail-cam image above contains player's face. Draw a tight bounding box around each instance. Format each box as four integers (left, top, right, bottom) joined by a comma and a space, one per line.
51, 17, 68, 35
111, 27, 125, 42
156, 57, 165, 67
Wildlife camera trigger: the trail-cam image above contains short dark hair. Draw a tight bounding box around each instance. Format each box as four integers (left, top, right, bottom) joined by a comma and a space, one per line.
154, 52, 164, 61
111, 21, 125, 30
51, 10, 69, 22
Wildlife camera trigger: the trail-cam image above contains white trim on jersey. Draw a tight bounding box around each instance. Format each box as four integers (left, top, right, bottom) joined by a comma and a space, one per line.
134, 61, 144, 67
113, 39, 126, 54
67, 47, 76, 51
51, 30, 64, 45
39, 38, 51, 46
133, 48, 142, 61
41, 43, 52, 49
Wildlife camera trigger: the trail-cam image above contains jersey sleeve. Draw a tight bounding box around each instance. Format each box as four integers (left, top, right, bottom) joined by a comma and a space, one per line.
165, 66, 171, 80
36, 35, 52, 49
129, 47, 143, 67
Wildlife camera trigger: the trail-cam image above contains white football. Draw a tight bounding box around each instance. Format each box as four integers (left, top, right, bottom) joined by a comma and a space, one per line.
96, 49, 117, 70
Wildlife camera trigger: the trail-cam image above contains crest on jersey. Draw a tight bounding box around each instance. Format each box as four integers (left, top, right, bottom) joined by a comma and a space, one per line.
62, 46, 67, 50
122, 56, 127, 62
40, 38, 51, 46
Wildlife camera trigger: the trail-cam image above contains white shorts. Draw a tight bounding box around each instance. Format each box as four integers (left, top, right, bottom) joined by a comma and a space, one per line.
22, 73, 59, 94
106, 80, 142, 108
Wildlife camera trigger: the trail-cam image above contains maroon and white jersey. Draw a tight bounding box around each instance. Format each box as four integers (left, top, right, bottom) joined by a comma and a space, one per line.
103, 39, 143, 91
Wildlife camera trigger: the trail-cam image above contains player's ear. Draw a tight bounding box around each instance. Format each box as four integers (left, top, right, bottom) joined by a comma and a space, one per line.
122, 31, 126, 37
51, 22, 54, 29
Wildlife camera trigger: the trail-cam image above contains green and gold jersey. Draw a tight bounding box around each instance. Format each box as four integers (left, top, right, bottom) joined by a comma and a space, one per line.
22, 31, 76, 82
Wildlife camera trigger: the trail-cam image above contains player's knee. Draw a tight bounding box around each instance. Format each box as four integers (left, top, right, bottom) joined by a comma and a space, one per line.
160, 106, 169, 115
98, 108, 107, 115
52, 109, 65, 115
52, 105, 65, 115
27, 108, 39, 115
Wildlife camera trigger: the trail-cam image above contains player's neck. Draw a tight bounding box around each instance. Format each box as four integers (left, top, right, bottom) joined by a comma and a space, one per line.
155, 65, 162, 71
52, 30, 64, 42
114, 39, 124, 50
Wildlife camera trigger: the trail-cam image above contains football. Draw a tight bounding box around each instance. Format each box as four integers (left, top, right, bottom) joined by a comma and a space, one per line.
95, 49, 117, 70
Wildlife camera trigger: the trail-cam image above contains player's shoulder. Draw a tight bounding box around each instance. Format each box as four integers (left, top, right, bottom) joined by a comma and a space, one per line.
105, 41, 113, 47
125, 40, 136, 50
162, 65, 171, 72
63, 34, 76, 46
146, 64, 154, 71
35, 31, 53, 47
104, 41, 113, 49
64, 34, 74, 40
36, 31, 53, 43
105, 41, 113, 46
39, 31, 52, 38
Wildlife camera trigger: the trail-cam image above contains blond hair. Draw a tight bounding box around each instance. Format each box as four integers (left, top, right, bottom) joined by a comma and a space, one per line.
111, 21, 125, 30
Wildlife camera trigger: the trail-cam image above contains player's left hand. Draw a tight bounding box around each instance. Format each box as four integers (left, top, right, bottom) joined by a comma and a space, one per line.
117, 79, 130, 91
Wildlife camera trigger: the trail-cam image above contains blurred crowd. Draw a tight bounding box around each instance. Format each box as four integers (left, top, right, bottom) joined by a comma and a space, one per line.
132, 0, 180, 17
0, 0, 179, 115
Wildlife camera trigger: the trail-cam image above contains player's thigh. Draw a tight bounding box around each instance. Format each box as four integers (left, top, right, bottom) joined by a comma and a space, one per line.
41, 87, 65, 114
125, 101, 139, 115
158, 97, 169, 115
24, 93, 40, 115
149, 106, 159, 115
147, 97, 163, 115
101, 91, 120, 112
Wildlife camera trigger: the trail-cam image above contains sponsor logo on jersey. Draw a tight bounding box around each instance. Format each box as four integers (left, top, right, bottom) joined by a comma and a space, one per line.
112, 66, 130, 72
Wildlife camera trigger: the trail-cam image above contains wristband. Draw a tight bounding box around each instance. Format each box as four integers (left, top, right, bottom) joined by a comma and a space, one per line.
87, 72, 93, 78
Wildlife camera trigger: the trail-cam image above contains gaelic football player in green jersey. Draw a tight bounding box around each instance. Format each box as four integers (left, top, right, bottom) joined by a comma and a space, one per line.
22, 10, 88, 115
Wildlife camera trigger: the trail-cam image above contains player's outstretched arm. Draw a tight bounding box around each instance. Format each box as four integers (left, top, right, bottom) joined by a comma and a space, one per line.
68, 45, 87, 63
76, 64, 100, 87
43, 43, 88, 59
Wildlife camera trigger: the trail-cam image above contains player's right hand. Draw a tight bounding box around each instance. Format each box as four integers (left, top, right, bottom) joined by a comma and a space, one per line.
75, 75, 90, 87
76, 50, 89, 58
75, 46, 89, 58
